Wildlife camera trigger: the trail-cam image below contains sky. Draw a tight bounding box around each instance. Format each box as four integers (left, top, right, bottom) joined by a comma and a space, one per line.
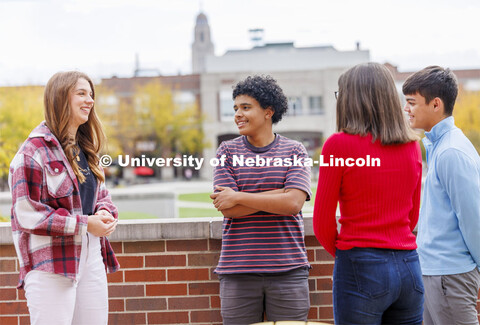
0, 0, 479, 86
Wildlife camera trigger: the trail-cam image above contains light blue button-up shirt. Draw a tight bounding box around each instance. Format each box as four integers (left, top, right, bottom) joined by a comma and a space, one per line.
417, 116, 480, 275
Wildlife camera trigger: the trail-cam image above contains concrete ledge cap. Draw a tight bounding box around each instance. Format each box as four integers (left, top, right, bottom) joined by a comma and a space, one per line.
0, 216, 315, 244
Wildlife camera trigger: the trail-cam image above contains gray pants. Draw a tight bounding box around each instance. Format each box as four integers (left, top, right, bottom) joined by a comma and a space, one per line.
218, 267, 310, 325
423, 268, 480, 325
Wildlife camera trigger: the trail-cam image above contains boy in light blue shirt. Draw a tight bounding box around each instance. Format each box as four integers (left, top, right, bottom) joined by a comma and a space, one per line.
403, 66, 480, 325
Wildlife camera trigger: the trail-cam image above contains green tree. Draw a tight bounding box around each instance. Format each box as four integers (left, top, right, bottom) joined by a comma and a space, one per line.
454, 89, 480, 153
0, 86, 44, 184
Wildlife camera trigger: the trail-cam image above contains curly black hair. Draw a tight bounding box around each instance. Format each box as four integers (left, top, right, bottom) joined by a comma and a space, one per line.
232, 75, 289, 124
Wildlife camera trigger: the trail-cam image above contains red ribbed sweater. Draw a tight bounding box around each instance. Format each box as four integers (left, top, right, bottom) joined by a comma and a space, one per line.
313, 133, 422, 257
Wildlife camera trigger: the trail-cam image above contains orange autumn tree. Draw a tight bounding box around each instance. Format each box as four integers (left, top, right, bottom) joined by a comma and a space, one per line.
133, 81, 206, 159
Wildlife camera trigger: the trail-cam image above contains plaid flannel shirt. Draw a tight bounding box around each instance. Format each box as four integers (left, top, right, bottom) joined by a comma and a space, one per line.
8, 122, 120, 288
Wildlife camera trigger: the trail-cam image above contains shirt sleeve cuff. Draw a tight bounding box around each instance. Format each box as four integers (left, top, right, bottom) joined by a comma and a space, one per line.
76, 214, 89, 235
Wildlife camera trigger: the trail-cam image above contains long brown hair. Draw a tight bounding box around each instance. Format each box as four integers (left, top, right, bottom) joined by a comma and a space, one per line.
44, 71, 106, 183
336, 62, 419, 144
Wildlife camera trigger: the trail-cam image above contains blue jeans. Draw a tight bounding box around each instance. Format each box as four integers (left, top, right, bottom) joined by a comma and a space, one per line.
334, 248, 424, 324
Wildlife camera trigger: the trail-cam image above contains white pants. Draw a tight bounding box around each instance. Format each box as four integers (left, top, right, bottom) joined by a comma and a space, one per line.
24, 234, 108, 325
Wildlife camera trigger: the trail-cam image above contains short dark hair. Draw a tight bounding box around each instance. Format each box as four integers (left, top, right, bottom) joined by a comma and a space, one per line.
232, 75, 288, 124
402, 66, 458, 116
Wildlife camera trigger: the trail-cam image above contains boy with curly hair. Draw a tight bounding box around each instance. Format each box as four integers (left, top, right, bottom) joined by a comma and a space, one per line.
210, 75, 311, 324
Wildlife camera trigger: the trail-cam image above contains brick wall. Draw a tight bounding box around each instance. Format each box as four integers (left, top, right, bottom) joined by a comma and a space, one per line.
4, 218, 479, 324
0, 218, 335, 324
105, 238, 225, 325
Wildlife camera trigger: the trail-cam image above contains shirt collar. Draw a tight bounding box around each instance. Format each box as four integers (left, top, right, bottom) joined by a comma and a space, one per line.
242, 133, 279, 153
424, 116, 456, 143
28, 121, 58, 143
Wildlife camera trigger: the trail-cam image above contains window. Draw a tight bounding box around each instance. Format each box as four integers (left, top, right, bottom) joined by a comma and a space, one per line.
309, 96, 324, 115
174, 91, 196, 110
287, 96, 303, 116
219, 90, 234, 121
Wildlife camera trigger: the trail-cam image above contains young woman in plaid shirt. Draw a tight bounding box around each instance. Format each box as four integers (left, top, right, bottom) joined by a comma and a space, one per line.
9, 71, 119, 325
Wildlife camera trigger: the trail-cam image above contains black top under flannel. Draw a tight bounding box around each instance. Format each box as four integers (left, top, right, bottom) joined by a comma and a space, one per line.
78, 149, 97, 215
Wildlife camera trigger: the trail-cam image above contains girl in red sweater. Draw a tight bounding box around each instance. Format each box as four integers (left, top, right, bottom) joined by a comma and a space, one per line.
313, 62, 424, 324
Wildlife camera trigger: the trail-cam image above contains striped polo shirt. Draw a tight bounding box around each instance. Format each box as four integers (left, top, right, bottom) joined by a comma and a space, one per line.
213, 134, 311, 274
